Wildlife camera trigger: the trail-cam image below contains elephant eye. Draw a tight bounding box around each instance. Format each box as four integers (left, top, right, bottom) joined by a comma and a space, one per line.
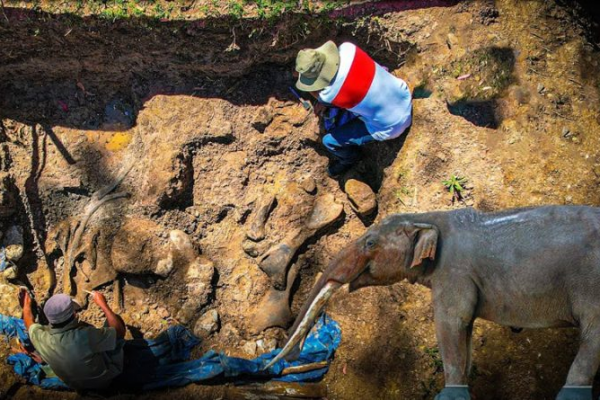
365, 238, 376, 249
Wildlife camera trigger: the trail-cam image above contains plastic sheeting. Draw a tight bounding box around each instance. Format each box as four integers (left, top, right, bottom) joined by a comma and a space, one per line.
1, 313, 341, 391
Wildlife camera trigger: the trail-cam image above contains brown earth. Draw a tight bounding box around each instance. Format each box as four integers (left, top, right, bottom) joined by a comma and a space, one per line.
1, 0, 600, 399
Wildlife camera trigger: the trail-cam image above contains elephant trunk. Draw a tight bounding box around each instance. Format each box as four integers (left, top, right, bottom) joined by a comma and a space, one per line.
263, 242, 367, 370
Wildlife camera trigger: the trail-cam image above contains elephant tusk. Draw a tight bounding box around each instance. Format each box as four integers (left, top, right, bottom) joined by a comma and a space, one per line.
263, 280, 341, 371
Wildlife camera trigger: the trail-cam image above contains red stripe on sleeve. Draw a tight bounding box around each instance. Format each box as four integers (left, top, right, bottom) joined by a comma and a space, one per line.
331, 47, 376, 109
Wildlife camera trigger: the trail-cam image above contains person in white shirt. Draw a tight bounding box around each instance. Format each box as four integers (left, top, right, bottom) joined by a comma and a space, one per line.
295, 40, 412, 177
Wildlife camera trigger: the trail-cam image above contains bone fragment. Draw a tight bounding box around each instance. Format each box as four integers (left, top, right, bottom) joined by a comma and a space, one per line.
61, 163, 132, 296
259, 194, 342, 290
246, 193, 276, 241
248, 262, 300, 334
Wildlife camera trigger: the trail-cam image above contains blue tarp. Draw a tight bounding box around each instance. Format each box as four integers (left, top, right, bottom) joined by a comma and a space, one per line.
1, 313, 341, 391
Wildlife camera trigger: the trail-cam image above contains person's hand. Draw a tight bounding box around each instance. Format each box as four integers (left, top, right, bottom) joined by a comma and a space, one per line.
313, 102, 327, 117
91, 291, 108, 308
18, 288, 31, 309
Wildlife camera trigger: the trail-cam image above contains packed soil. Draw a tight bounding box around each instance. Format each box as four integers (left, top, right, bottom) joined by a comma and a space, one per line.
1, 0, 600, 399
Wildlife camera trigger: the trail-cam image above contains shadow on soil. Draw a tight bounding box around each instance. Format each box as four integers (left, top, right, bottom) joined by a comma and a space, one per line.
446, 46, 516, 129
0, 0, 458, 132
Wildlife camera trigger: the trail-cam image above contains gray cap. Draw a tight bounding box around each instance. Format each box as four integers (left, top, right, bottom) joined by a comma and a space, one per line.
44, 294, 75, 325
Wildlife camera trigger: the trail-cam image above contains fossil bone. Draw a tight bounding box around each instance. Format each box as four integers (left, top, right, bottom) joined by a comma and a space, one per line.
259, 194, 343, 290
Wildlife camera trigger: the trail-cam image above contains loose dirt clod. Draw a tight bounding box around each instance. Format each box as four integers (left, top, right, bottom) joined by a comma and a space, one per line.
344, 179, 378, 217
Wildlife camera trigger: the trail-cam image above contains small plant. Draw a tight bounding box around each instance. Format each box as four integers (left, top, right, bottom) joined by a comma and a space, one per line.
442, 175, 467, 202
395, 186, 411, 205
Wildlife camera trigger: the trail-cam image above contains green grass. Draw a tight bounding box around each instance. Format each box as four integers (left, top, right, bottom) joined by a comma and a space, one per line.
25, 0, 349, 26
228, 0, 245, 19
100, 7, 128, 22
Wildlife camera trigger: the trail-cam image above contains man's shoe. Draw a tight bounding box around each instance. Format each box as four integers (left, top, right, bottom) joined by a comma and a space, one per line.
327, 161, 352, 178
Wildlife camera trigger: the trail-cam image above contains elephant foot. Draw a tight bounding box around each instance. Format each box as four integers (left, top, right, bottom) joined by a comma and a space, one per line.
556, 386, 592, 400
434, 386, 471, 400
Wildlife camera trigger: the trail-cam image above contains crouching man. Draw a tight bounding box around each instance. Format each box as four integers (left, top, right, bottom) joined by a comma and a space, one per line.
20, 290, 126, 391
295, 40, 412, 177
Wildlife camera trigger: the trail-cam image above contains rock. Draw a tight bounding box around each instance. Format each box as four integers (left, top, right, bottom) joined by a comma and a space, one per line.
220, 323, 240, 341
280, 105, 309, 127
0, 283, 21, 317
157, 307, 170, 319
242, 340, 257, 357
344, 179, 377, 216
564, 195, 573, 205
193, 309, 220, 338
251, 106, 274, 133
446, 33, 459, 48
214, 121, 233, 137
256, 338, 278, 354
537, 83, 545, 94
153, 254, 175, 278
2, 225, 24, 262
176, 301, 198, 324
2, 266, 17, 280
184, 256, 215, 303
299, 175, 317, 194
169, 229, 198, 264
242, 239, 271, 258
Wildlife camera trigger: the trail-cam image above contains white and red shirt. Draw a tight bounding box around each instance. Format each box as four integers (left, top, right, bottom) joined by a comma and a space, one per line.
319, 42, 412, 141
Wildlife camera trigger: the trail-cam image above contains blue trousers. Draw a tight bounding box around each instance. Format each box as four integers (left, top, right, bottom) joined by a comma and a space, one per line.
322, 117, 375, 165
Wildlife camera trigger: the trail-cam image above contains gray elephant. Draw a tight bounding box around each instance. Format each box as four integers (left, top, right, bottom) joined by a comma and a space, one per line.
266, 206, 600, 400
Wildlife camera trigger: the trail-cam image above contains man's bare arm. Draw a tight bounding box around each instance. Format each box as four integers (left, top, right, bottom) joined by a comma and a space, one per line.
19, 289, 35, 330
91, 291, 126, 339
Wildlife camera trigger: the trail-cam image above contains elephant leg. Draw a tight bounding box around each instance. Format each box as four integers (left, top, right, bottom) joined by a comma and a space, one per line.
462, 320, 474, 377
432, 281, 477, 400
556, 324, 600, 400
435, 315, 473, 385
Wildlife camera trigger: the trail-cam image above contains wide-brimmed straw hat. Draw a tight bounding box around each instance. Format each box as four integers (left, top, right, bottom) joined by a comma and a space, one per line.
295, 40, 340, 92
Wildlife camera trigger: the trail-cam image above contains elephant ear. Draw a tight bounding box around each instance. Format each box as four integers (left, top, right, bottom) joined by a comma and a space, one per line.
410, 223, 439, 268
